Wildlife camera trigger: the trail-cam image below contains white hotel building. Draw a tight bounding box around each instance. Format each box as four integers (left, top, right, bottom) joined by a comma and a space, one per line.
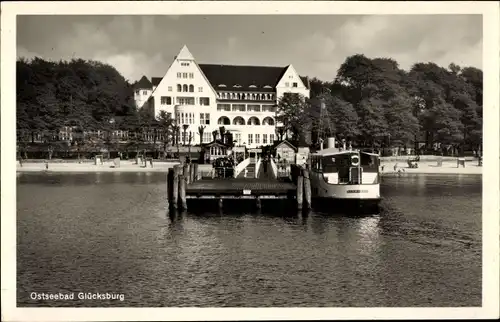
134, 45, 310, 149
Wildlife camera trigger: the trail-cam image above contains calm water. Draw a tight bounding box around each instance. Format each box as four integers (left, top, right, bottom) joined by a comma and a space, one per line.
16, 172, 482, 307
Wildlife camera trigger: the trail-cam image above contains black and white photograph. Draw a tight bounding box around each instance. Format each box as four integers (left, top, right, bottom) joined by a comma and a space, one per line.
1, 1, 499, 321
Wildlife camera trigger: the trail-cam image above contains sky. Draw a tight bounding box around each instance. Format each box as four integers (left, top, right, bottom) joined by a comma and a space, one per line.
17, 14, 482, 83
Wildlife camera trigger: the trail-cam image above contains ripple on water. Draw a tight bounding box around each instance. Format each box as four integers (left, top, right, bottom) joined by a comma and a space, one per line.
16, 172, 482, 307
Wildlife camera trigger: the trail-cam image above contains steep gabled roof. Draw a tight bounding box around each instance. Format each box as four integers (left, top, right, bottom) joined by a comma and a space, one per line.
204, 139, 229, 148
300, 76, 310, 89
151, 77, 163, 87
146, 59, 309, 92
272, 139, 298, 152
134, 76, 152, 89
198, 64, 288, 92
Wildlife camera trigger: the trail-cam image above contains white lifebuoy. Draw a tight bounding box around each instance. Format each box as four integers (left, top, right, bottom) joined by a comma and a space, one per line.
351, 155, 360, 166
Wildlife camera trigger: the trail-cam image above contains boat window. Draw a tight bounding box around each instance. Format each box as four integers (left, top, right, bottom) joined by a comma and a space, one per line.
361, 153, 379, 167
321, 155, 341, 172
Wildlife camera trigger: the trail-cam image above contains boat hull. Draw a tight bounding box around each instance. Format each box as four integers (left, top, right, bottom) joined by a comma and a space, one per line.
310, 172, 380, 200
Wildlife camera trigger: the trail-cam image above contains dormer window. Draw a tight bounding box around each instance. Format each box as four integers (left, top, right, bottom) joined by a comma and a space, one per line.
218, 84, 227, 87
263, 85, 272, 89
249, 85, 257, 88
233, 84, 242, 88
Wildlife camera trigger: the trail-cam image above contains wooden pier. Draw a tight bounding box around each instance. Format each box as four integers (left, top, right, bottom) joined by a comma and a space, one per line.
166, 161, 311, 211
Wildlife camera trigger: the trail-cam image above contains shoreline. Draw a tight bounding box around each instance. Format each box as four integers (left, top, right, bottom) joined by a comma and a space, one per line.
16, 160, 482, 176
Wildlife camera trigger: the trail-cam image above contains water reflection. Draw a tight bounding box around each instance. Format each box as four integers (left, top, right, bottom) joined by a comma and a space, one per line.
357, 216, 382, 255
17, 172, 482, 307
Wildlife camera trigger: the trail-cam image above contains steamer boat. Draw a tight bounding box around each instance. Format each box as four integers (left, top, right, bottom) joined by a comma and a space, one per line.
309, 138, 381, 209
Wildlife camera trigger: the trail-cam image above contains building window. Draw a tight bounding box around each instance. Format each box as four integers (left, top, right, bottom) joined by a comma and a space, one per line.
203, 132, 211, 143
177, 84, 182, 92
135, 90, 140, 95
247, 104, 261, 112
270, 134, 274, 143
285, 82, 289, 87
200, 113, 210, 125
248, 134, 253, 145
198, 87, 203, 92
189, 73, 194, 79
181, 62, 190, 67
262, 105, 277, 113
232, 104, 245, 112
263, 134, 268, 144
160, 96, 172, 105
189, 85, 194, 92
189, 113, 194, 124
293, 82, 298, 87
168, 86, 172, 91
143, 90, 148, 95
249, 85, 257, 88
182, 73, 188, 78
217, 104, 231, 112
200, 97, 210, 106
235, 133, 241, 145
255, 134, 260, 145
218, 84, 226, 88
182, 84, 188, 92
177, 97, 195, 105
177, 72, 181, 78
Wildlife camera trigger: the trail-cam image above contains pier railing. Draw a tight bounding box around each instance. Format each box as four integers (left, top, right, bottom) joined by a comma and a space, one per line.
233, 157, 251, 178
255, 157, 262, 178
270, 158, 278, 179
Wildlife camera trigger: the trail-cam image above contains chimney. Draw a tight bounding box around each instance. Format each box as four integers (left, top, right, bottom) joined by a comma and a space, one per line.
327, 137, 335, 149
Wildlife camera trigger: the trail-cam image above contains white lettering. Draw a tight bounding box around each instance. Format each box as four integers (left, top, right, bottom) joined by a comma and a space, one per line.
77, 292, 125, 301
29, 292, 75, 301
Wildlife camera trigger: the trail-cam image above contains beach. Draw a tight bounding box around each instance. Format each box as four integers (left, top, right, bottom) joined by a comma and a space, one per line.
16, 159, 482, 175
16, 160, 180, 173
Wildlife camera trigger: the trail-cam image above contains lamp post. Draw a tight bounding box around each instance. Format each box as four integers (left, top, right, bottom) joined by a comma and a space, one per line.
108, 117, 116, 160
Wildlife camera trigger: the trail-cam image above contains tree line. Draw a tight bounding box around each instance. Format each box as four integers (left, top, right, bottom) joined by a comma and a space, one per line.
16, 54, 482, 158
276, 55, 482, 156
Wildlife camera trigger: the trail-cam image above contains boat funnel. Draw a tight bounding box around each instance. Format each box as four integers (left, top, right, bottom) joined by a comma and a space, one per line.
327, 137, 336, 149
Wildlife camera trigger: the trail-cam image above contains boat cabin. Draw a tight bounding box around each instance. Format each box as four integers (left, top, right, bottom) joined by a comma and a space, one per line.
310, 149, 380, 184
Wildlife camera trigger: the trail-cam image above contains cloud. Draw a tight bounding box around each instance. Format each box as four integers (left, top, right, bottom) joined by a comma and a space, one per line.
16, 15, 482, 83
93, 52, 166, 82
17, 46, 41, 60
330, 15, 482, 72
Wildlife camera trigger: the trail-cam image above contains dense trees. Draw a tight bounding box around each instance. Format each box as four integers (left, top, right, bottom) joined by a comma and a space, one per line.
277, 54, 482, 155
16, 57, 179, 158
17, 57, 136, 142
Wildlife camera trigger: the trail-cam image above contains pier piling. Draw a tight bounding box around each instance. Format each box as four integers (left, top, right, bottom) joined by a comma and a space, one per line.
179, 171, 187, 210
256, 196, 261, 210
184, 163, 191, 184
193, 163, 199, 181
166, 168, 174, 209
303, 167, 312, 209
172, 165, 180, 209
189, 163, 195, 183
296, 169, 304, 210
